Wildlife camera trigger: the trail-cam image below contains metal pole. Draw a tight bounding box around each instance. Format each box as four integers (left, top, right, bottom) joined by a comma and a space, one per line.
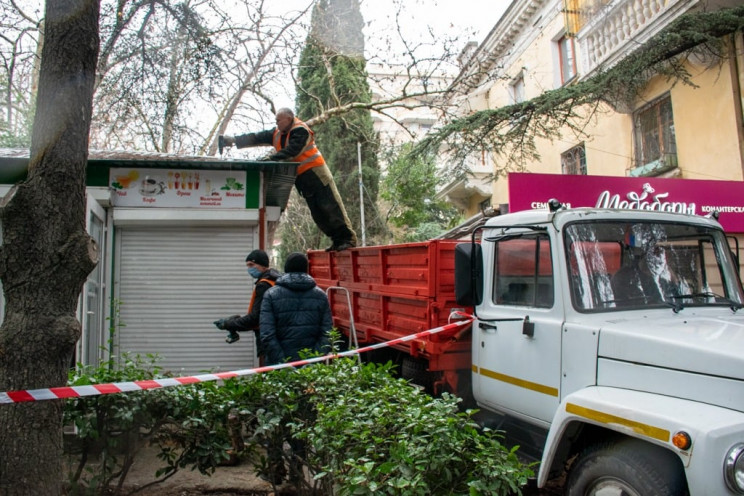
357, 142, 366, 246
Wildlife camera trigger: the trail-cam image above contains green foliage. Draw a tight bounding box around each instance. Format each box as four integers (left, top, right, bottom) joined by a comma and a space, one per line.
151, 378, 247, 478
64, 354, 172, 494
381, 144, 461, 241
238, 359, 532, 495
64, 356, 531, 495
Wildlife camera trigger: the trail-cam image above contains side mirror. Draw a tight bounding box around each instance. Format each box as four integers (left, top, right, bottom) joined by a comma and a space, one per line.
455, 242, 483, 306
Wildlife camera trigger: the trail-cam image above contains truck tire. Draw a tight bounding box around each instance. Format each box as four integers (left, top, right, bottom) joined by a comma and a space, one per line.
401, 357, 432, 392
566, 437, 687, 496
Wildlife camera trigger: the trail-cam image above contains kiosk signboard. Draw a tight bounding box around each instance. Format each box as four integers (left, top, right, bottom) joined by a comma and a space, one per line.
110, 168, 248, 208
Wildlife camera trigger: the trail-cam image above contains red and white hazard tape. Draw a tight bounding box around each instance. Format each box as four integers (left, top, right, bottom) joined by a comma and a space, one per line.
0, 315, 474, 404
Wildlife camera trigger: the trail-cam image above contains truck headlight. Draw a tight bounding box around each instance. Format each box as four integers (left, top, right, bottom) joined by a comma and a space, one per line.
725, 444, 744, 493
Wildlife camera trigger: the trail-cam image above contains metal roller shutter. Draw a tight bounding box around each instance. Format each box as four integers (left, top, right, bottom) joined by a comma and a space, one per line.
115, 225, 258, 375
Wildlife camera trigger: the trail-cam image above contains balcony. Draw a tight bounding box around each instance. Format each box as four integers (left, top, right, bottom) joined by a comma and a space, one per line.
576, 0, 698, 77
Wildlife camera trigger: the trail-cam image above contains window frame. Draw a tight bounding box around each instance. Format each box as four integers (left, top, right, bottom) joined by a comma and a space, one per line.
492, 233, 554, 308
557, 34, 577, 85
633, 93, 677, 169
509, 71, 525, 104
561, 143, 587, 175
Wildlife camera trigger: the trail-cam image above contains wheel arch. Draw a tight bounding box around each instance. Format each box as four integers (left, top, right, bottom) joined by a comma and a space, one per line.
538, 387, 693, 488
542, 420, 688, 489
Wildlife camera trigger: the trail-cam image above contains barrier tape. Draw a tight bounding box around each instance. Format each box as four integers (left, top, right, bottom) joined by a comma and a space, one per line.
0, 314, 474, 404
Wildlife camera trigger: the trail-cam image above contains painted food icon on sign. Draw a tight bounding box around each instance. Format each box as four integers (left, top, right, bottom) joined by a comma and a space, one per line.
220, 177, 244, 191
112, 170, 139, 189
140, 176, 166, 196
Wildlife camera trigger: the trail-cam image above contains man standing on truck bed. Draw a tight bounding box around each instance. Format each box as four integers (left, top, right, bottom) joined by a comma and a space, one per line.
221, 108, 357, 251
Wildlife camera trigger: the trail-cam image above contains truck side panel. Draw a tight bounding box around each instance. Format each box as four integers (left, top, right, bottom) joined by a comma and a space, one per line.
308, 241, 472, 389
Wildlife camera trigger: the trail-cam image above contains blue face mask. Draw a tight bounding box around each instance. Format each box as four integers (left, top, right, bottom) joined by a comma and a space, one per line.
247, 267, 263, 279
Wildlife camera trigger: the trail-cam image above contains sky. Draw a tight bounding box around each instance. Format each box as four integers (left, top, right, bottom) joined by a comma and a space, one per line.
361, 0, 510, 43
359, 0, 510, 58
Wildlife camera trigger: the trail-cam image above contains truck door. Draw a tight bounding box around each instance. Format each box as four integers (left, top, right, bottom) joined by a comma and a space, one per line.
472, 232, 562, 424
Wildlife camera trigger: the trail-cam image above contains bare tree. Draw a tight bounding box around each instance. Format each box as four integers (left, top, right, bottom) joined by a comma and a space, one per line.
0, 1, 100, 494
1, 0, 492, 155
0, 1, 43, 146
88, 0, 314, 154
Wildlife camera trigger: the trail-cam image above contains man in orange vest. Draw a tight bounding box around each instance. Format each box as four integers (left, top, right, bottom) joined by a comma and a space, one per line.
222, 108, 358, 251
214, 250, 280, 364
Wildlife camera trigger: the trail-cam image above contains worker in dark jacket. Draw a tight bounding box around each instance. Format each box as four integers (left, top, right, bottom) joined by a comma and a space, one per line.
214, 250, 280, 361
259, 252, 332, 365
221, 108, 357, 251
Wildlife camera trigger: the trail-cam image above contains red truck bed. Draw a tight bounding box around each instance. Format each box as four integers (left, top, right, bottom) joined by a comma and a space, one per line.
308, 240, 472, 392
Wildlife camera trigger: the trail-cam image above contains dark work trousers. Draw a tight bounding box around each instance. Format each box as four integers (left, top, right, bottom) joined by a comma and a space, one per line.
295, 164, 358, 246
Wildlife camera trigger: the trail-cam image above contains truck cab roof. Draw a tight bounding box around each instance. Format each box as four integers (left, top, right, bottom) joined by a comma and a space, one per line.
484, 206, 724, 231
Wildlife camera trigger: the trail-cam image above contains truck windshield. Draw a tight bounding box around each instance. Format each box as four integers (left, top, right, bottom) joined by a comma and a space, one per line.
565, 220, 744, 312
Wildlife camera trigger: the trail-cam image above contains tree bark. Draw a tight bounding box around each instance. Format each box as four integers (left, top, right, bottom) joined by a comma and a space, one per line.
0, 1, 100, 495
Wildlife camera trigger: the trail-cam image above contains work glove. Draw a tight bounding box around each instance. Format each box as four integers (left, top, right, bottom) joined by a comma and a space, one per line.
214, 315, 240, 330
222, 135, 235, 147
258, 154, 274, 161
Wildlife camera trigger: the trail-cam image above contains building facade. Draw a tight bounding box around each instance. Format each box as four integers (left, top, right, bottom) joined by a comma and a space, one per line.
440, 0, 744, 233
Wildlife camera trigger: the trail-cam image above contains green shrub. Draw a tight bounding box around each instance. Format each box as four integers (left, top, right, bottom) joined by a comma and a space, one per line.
64, 353, 173, 494
64, 356, 531, 496
237, 359, 532, 495
63, 355, 239, 495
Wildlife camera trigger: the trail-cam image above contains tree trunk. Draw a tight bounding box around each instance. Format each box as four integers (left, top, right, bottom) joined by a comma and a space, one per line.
0, 1, 100, 495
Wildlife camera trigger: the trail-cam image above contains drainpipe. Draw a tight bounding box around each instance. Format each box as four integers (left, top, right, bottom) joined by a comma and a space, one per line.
730, 32, 744, 178
259, 206, 266, 251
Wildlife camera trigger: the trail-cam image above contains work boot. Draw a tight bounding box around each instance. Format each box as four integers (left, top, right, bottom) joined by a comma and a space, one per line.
326, 241, 356, 252
334, 241, 355, 251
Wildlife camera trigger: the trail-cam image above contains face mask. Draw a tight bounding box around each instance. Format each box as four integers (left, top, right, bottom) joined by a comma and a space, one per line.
247, 267, 263, 279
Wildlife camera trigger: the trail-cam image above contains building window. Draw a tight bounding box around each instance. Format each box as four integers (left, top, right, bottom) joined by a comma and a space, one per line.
634, 94, 677, 169
558, 35, 577, 84
509, 73, 525, 104
561, 144, 586, 175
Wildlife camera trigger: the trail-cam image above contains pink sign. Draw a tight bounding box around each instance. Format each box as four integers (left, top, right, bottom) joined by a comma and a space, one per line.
508, 173, 744, 232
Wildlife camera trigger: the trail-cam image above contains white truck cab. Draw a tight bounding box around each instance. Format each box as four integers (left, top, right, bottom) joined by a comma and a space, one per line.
455, 202, 744, 495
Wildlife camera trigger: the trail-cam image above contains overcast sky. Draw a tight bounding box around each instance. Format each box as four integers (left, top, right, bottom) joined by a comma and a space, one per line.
361, 0, 509, 42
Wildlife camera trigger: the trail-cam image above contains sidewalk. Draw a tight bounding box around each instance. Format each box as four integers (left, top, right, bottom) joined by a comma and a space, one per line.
68, 441, 560, 495
75, 443, 291, 496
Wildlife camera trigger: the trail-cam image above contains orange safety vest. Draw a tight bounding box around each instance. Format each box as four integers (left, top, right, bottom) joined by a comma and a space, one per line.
247, 277, 276, 314
272, 118, 326, 175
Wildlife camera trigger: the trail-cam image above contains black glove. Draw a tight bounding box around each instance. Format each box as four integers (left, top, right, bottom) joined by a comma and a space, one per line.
214, 315, 240, 330
258, 154, 274, 161
222, 135, 235, 147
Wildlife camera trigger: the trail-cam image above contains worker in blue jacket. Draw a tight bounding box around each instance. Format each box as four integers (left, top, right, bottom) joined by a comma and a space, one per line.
259, 252, 331, 365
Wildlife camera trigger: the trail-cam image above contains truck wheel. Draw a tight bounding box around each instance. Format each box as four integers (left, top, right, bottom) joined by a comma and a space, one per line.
566, 438, 687, 496
401, 357, 432, 392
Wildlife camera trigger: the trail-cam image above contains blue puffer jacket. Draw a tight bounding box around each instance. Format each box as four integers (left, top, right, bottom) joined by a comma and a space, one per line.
259, 272, 332, 365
